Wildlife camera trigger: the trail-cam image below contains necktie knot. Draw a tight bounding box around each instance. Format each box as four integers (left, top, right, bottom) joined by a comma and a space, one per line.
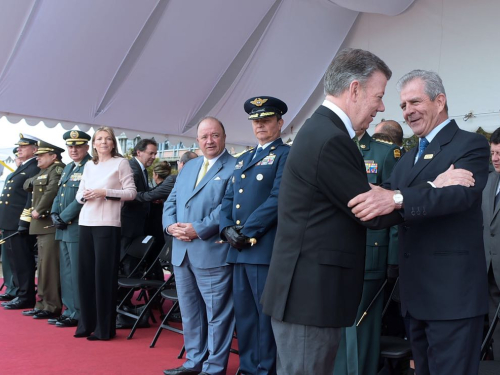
417, 137, 429, 161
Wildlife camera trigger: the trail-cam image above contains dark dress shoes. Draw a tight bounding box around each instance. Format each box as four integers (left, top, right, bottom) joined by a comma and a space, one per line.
0, 293, 15, 301
4, 300, 33, 310
33, 310, 58, 319
2, 297, 19, 307
56, 318, 78, 327
48, 315, 68, 325
74, 332, 91, 338
21, 308, 40, 315
163, 366, 200, 375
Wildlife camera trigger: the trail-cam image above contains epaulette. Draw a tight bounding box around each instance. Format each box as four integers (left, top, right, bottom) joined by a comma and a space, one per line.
233, 148, 253, 158
373, 138, 394, 146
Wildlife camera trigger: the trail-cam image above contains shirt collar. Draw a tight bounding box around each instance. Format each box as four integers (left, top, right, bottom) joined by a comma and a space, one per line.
423, 118, 451, 144
205, 149, 226, 168
322, 99, 355, 138
134, 157, 146, 171
21, 156, 36, 166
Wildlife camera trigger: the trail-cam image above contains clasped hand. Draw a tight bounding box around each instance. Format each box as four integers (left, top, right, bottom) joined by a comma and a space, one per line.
82, 188, 106, 200
167, 222, 198, 242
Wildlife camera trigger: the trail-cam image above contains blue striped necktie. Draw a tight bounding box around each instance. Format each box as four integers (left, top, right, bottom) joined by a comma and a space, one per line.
416, 137, 429, 161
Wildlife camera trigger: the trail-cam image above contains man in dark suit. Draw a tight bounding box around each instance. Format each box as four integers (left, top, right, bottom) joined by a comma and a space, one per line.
49, 130, 92, 327
120, 138, 157, 274
349, 70, 490, 375
220, 96, 290, 375
1, 135, 40, 310
261, 49, 402, 375
163, 117, 236, 375
483, 127, 500, 359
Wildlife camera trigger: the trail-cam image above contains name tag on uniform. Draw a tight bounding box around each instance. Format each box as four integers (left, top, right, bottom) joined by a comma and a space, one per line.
235, 161, 244, 170
37, 174, 48, 179
257, 154, 276, 166
424, 154, 434, 160
70, 173, 82, 181
365, 160, 378, 174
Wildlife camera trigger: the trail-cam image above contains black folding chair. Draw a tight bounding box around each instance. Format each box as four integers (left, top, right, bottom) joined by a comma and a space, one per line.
479, 300, 500, 374
116, 242, 173, 340
379, 278, 412, 375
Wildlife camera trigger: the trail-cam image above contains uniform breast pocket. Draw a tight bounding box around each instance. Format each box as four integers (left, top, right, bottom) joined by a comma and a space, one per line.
34, 179, 48, 190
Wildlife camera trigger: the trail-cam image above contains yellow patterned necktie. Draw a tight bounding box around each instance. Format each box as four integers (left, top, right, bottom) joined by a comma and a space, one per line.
195, 159, 209, 187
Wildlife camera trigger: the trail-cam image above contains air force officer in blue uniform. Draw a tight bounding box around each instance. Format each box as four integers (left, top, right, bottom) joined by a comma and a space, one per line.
220, 97, 290, 375
163, 116, 236, 375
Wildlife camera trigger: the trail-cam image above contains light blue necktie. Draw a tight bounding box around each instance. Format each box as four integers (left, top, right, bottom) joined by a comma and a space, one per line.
252, 146, 264, 160
416, 137, 429, 162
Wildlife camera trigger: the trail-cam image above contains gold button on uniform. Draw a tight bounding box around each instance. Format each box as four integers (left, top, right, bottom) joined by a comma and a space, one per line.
241, 174, 246, 179
236, 204, 240, 209
61, 194, 64, 197
239, 189, 244, 193
374, 242, 378, 246
39, 189, 42, 192
63, 184, 66, 187
236, 220, 241, 225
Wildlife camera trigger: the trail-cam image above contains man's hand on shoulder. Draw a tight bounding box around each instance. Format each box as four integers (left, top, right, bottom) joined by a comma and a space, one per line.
432, 165, 475, 188
348, 184, 397, 221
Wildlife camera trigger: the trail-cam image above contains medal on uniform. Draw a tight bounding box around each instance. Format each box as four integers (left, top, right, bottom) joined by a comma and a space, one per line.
256, 174, 263, 181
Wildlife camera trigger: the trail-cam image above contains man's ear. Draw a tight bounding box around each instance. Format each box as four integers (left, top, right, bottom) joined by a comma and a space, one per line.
349, 80, 361, 101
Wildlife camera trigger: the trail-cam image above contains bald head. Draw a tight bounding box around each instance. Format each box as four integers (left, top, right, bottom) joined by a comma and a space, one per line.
374, 120, 403, 146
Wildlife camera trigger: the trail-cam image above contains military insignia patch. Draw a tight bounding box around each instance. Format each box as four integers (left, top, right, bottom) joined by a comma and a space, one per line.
258, 154, 276, 166
256, 174, 263, 181
70, 130, 79, 139
235, 160, 244, 170
70, 173, 82, 181
250, 98, 268, 107
394, 149, 401, 159
364, 160, 378, 174
56, 166, 64, 174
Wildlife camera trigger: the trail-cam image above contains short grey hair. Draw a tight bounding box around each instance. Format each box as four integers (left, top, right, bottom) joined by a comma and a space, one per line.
397, 70, 448, 112
324, 48, 392, 96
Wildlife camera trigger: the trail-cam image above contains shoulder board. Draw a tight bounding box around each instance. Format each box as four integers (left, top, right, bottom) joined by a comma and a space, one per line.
373, 138, 394, 146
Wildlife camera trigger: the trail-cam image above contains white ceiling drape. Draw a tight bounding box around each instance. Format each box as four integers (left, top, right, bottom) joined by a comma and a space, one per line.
0, 0, 414, 145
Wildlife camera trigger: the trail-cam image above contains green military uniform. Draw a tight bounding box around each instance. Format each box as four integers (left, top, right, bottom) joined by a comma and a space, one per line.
50, 131, 91, 323
23, 141, 65, 316
334, 132, 401, 375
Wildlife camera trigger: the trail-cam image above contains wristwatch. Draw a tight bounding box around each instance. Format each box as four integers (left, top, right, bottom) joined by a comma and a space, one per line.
393, 190, 403, 209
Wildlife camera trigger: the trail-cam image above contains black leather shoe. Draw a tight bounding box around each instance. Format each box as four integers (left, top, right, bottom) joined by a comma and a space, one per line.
33, 310, 58, 319
0, 293, 15, 301
48, 315, 68, 325
56, 318, 78, 327
21, 308, 40, 315
163, 366, 199, 375
2, 297, 19, 307
4, 301, 34, 310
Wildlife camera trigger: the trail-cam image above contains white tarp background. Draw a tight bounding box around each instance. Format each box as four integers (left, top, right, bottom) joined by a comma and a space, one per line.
0, 0, 414, 146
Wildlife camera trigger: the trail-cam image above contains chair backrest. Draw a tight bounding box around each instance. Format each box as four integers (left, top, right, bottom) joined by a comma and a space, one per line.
481, 300, 500, 359
122, 235, 156, 278
125, 235, 155, 259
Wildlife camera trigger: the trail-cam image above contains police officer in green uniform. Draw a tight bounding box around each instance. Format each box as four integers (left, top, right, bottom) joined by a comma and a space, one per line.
334, 130, 401, 375
48, 130, 91, 327
21, 140, 66, 319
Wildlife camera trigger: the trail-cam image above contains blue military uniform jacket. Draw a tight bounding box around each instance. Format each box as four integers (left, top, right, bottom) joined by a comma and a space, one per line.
51, 154, 91, 242
0, 158, 40, 230
220, 138, 290, 265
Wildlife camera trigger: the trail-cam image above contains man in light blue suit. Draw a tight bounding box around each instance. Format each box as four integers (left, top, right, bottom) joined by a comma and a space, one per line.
163, 116, 237, 375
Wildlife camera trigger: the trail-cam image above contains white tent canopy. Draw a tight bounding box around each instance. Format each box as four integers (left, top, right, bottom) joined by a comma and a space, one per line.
0, 0, 413, 146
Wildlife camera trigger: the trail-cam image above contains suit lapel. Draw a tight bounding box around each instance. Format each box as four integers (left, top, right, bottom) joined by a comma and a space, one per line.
8, 157, 35, 179
403, 121, 458, 186
492, 174, 500, 221
189, 151, 227, 198
315, 105, 350, 136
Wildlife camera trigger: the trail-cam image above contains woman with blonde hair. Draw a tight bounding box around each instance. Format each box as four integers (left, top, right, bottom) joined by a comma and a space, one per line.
74, 126, 136, 341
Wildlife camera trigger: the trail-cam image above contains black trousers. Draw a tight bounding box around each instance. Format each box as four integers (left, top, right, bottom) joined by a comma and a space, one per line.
4, 230, 36, 305
76, 225, 120, 339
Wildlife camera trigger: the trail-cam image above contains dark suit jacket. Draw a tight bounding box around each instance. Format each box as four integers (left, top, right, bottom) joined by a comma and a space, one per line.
261, 105, 401, 328
121, 158, 150, 238
385, 120, 489, 321
0, 158, 40, 230
483, 172, 500, 286
220, 138, 290, 265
